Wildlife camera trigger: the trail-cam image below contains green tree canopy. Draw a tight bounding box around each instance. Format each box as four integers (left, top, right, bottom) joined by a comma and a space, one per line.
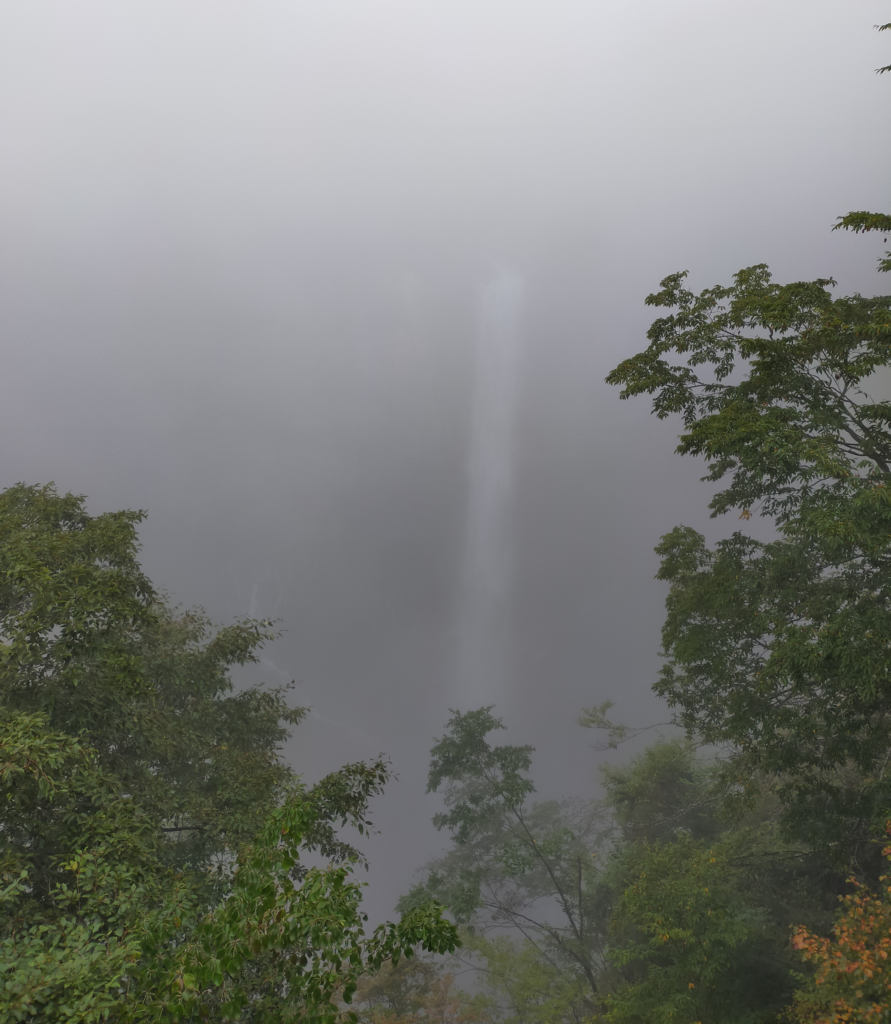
0, 483, 457, 1023
606, 248, 891, 859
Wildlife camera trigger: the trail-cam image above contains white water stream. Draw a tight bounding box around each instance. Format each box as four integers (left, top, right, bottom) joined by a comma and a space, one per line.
454, 270, 524, 709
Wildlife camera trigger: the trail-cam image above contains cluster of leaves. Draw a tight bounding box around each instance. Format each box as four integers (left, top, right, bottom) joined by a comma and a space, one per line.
0, 483, 457, 1023
787, 828, 891, 1024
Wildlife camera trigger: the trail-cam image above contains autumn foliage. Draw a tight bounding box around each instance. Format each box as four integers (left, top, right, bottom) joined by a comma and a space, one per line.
788, 829, 891, 1024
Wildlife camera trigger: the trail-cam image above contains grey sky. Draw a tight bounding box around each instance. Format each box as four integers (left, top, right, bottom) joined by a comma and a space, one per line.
1, 1, 889, 921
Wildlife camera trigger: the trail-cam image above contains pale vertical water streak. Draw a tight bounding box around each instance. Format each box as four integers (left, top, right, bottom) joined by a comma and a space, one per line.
454, 270, 524, 709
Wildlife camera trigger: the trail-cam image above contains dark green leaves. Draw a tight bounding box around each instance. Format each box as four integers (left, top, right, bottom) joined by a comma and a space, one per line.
833, 211, 891, 273
833, 212, 891, 234
608, 267, 891, 524
607, 257, 891, 858
427, 707, 535, 843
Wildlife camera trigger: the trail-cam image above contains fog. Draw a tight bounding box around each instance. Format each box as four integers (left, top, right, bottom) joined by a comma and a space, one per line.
1, 0, 889, 921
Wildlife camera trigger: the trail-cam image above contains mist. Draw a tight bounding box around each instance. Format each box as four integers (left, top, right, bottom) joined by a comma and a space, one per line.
1, 0, 889, 923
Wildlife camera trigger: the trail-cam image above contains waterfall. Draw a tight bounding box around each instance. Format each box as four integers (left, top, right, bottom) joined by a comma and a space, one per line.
454, 269, 524, 709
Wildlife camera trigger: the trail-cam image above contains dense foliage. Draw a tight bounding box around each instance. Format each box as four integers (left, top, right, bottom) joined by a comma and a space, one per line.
605, 261, 891, 857
788, 829, 891, 1024
0, 483, 457, 1023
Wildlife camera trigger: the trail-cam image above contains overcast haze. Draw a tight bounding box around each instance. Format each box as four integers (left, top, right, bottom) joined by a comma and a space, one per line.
2, 1, 889, 921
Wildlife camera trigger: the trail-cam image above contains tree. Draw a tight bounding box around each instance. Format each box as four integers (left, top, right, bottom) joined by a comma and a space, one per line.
604, 18, 891, 865
399, 708, 609, 1022
0, 483, 458, 1023
597, 23, 891, 1019
605, 251, 891, 858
